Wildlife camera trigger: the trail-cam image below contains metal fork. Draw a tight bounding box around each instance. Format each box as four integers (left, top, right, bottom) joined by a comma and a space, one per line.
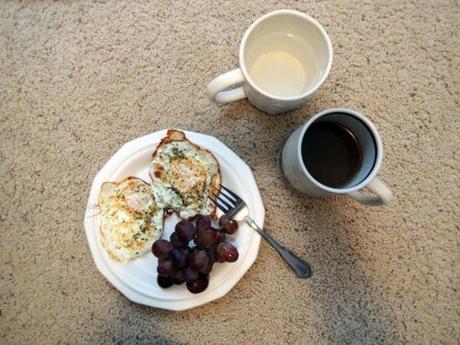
210, 185, 312, 278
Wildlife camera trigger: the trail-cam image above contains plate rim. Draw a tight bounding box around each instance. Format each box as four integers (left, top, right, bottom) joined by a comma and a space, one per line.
84, 129, 264, 311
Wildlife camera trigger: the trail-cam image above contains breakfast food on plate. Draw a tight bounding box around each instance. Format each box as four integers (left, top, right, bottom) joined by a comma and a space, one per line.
152, 214, 239, 293
96, 129, 242, 295
97, 128, 235, 294
150, 129, 221, 219
98, 177, 164, 263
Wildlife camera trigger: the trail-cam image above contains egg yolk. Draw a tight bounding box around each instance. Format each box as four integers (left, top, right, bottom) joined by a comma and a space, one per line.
168, 157, 207, 195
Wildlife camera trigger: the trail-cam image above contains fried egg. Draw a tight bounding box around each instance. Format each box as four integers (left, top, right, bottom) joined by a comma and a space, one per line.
149, 130, 221, 219
98, 177, 164, 263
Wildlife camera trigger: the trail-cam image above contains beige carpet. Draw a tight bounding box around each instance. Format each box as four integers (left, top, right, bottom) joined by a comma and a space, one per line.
1, 1, 459, 344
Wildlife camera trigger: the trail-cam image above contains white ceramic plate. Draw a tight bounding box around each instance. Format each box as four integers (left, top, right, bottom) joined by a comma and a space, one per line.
84, 129, 264, 311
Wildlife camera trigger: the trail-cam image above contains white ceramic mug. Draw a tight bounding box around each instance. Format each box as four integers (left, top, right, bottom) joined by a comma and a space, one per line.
207, 10, 333, 115
281, 108, 393, 206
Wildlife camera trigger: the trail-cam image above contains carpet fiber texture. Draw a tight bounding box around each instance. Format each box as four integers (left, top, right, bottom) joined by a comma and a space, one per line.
1, 1, 459, 344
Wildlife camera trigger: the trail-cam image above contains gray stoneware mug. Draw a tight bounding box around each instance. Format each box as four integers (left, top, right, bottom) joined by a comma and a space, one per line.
281, 108, 393, 206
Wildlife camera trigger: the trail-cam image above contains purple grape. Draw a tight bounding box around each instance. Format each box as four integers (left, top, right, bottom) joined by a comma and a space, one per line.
221, 220, 238, 234
199, 260, 213, 274
152, 239, 173, 259
183, 266, 199, 282
190, 249, 210, 271
207, 245, 218, 263
157, 259, 176, 275
155, 214, 240, 294
219, 215, 231, 227
175, 220, 196, 242
216, 251, 226, 263
196, 215, 211, 232
186, 274, 209, 294
170, 248, 189, 268
172, 269, 185, 285
216, 231, 226, 243
196, 227, 218, 248
217, 242, 239, 263
170, 232, 188, 249
157, 275, 173, 288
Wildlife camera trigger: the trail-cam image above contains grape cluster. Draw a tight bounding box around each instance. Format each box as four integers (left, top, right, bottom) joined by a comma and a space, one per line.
152, 214, 239, 294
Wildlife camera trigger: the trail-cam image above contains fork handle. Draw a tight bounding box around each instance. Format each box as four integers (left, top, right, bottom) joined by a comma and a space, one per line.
244, 217, 312, 278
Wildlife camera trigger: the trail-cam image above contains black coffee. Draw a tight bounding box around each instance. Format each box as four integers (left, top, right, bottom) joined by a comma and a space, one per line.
301, 121, 362, 188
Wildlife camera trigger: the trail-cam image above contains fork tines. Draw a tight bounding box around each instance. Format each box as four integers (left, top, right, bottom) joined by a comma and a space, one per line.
209, 184, 242, 215
219, 185, 241, 202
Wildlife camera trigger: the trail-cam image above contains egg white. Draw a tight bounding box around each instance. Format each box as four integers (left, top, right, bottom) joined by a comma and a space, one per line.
98, 177, 163, 263
150, 130, 220, 219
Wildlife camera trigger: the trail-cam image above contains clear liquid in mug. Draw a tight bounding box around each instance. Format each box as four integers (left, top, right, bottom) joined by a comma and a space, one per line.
246, 32, 321, 98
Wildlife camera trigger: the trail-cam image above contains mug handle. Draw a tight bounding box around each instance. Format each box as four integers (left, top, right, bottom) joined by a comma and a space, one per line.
347, 177, 393, 206
207, 68, 246, 104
